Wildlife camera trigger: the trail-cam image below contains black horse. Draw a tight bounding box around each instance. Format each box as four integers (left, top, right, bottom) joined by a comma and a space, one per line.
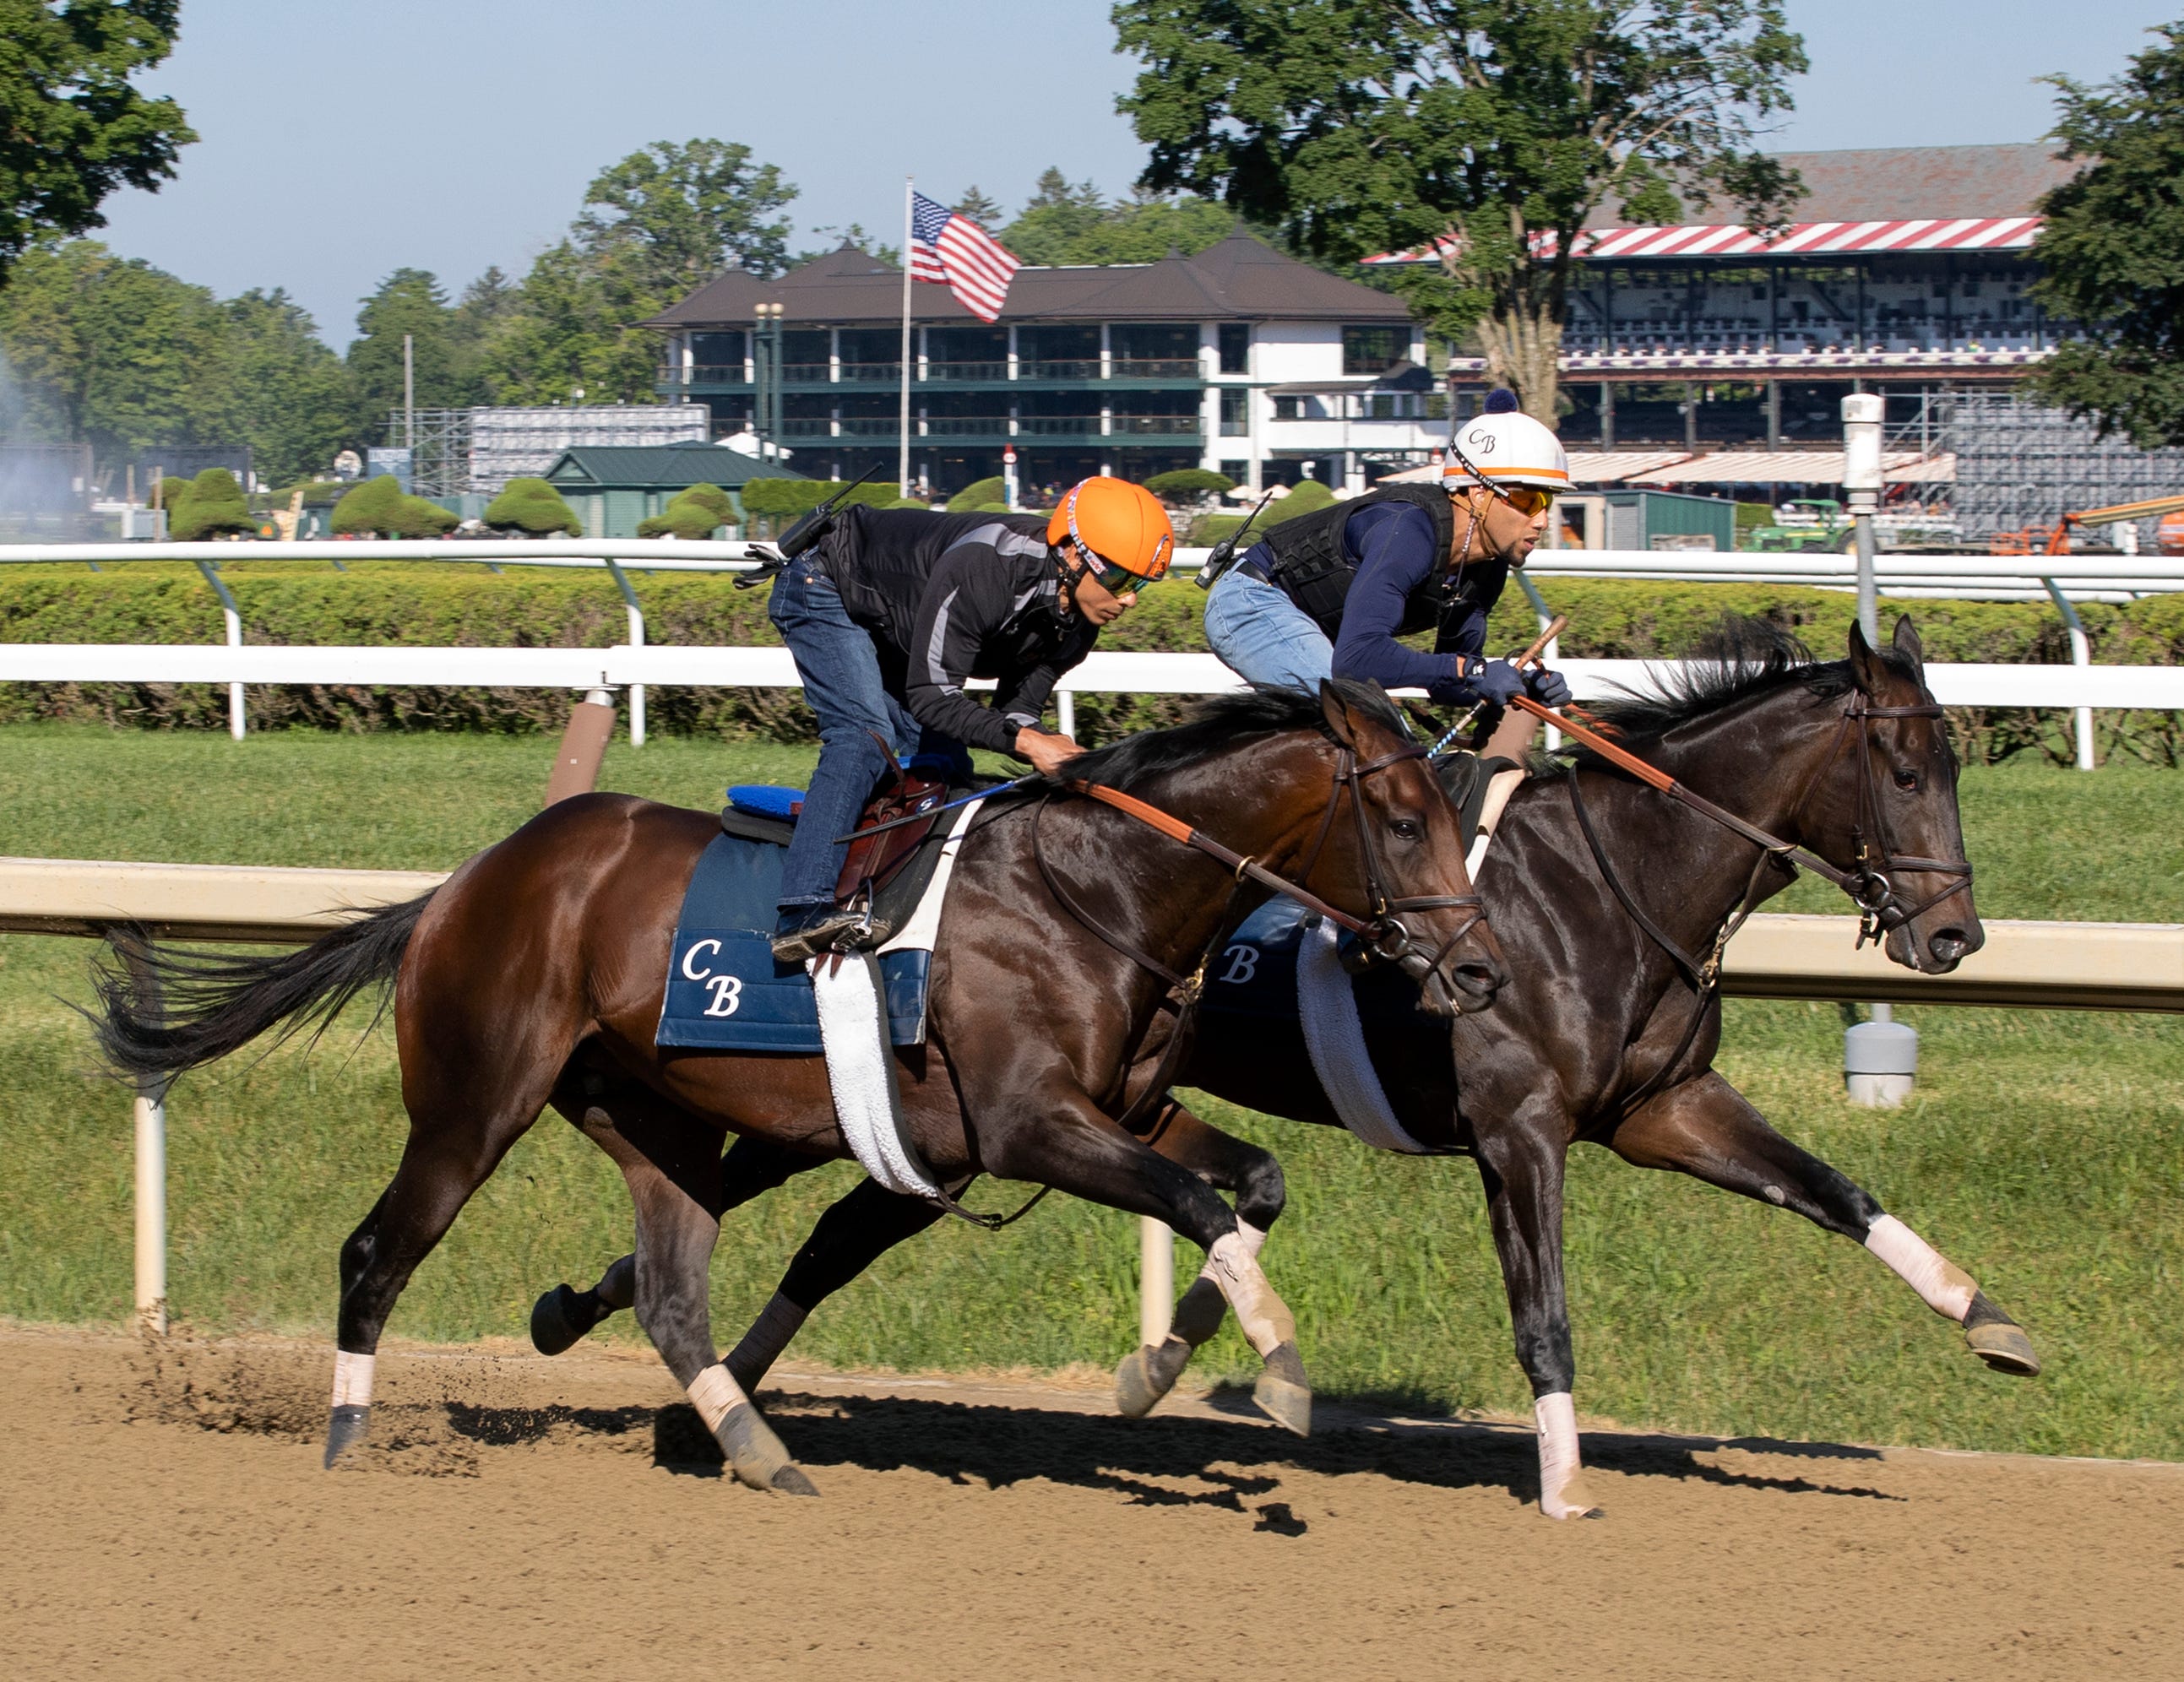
536, 617, 2038, 1517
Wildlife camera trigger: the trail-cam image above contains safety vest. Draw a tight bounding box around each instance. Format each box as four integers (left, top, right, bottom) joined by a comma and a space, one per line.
1258, 483, 1469, 641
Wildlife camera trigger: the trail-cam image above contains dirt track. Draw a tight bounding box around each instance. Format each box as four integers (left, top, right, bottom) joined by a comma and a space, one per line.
4, 1326, 2181, 1679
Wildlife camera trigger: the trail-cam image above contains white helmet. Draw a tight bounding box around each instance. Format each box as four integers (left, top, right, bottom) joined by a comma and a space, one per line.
1442, 388, 1569, 496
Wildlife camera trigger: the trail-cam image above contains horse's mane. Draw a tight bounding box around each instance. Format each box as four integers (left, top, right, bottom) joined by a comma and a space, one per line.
1052, 679, 1409, 794
1557, 616, 1919, 767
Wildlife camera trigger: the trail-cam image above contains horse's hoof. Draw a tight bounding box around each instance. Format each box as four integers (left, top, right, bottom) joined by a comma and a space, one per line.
1252, 1341, 1312, 1437
1116, 1337, 1193, 1419
1967, 1320, 2040, 1376
323, 1403, 371, 1468
720, 1401, 815, 1495
530, 1283, 609, 1357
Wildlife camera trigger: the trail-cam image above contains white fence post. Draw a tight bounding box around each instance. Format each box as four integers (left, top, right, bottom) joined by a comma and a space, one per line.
1513, 571, 1562, 751
1138, 1218, 1173, 1348
193, 560, 246, 740
1057, 685, 1076, 741
605, 560, 645, 747
2042, 578, 2096, 771
134, 1078, 168, 1334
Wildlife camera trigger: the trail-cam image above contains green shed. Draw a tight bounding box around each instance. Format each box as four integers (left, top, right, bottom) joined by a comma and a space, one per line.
539, 442, 807, 539
1602, 489, 1736, 552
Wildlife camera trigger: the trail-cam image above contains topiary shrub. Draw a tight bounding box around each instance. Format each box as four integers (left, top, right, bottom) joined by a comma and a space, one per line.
639, 502, 725, 539
167, 468, 254, 540
1144, 468, 1235, 504
1264, 479, 1336, 525
945, 475, 1007, 512
483, 477, 583, 537
388, 496, 460, 538
330, 474, 405, 535
739, 476, 894, 534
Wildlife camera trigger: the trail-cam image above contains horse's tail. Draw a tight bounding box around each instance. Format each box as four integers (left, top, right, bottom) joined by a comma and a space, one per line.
90, 892, 436, 1085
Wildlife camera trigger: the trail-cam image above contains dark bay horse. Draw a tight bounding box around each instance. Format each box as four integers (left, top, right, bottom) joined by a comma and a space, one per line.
540, 617, 2038, 1518
94, 681, 1506, 1494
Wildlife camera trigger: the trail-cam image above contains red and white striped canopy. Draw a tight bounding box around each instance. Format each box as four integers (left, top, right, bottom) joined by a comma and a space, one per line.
1366, 217, 2042, 265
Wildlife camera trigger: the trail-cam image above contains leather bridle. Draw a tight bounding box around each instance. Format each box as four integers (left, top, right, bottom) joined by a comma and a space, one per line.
1030, 738, 1489, 998
1786, 692, 1976, 947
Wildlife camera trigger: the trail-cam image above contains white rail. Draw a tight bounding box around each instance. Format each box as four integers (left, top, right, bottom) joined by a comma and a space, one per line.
3, 854, 2176, 1339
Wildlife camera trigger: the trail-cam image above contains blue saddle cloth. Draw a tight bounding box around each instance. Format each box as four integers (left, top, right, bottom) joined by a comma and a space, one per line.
655, 828, 931, 1054
1198, 899, 1434, 1026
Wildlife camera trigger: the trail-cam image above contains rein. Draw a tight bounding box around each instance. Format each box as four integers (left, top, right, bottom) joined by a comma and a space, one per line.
1525, 683, 1975, 1116
1510, 692, 1973, 946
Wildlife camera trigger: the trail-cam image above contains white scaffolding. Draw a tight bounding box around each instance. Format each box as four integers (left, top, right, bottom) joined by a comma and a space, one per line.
465, 405, 710, 495
1944, 392, 2184, 543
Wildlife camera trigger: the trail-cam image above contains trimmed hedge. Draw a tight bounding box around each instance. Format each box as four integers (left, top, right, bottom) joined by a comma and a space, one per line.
168, 469, 256, 541
0, 564, 2175, 763
482, 477, 582, 537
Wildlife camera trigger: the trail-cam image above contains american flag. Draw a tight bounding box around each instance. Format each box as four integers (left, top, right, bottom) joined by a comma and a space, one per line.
909, 191, 1019, 323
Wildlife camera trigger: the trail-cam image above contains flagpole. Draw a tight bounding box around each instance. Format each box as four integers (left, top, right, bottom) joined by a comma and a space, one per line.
899, 176, 914, 498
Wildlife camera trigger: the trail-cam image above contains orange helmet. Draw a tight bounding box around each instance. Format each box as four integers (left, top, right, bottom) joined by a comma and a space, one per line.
1047, 477, 1175, 588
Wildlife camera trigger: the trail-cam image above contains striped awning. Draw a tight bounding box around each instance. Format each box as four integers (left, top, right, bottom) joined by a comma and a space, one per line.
1367, 217, 2042, 265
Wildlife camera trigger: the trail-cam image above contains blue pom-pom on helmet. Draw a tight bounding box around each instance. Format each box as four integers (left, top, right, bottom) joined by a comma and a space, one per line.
1481, 386, 1522, 415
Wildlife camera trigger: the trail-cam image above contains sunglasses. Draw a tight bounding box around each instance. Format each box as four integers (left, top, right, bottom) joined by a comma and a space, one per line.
1491, 483, 1557, 517
1063, 537, 1165, 597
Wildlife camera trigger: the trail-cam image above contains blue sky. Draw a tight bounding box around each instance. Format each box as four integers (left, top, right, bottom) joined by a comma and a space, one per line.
87, 0, 2179, 349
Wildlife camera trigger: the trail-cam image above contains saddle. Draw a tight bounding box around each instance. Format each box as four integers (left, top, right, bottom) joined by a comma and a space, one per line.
721, 754, 981, 924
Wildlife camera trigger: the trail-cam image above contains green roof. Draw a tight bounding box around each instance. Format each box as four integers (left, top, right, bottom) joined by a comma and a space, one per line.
541, 442, 807, 491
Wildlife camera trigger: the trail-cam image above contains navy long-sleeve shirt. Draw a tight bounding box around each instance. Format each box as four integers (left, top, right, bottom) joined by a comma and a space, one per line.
1309, 501, 1504, 706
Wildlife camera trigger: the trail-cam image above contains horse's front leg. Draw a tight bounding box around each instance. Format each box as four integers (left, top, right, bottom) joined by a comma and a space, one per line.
976, 1077, 1312, 1436
1474, 1108, 1601, 1520
1608, 1070, 2039, 1375
1115, 1097, 1286, 1419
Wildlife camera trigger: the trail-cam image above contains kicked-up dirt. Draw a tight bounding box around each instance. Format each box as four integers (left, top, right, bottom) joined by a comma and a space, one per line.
3, 1324, 2181, 1679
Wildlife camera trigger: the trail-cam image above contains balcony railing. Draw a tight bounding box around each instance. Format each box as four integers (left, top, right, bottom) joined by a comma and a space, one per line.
664, 355, 1205, 388
778, 415, 1204, 441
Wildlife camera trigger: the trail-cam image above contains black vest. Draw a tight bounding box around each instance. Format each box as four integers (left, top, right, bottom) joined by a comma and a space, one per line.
1258, 483, 1464, 641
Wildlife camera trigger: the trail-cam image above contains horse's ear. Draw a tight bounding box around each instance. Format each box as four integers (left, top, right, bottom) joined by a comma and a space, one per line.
1891, 613, 1926, 672
1318, 678, 1363, 749
1846, 619, 1884, 696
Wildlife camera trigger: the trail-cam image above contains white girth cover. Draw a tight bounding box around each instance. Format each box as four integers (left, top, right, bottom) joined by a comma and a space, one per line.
1295, 914, 1431, 1154
807, 798, 983, 1199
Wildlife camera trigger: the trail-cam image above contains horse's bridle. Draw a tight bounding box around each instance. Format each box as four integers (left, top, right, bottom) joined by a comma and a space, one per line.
1786, 692, 1976, 947
1030, 738, 1487, 994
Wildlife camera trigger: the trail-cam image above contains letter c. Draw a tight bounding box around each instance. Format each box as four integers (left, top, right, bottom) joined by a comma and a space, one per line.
680, 938, 723, 981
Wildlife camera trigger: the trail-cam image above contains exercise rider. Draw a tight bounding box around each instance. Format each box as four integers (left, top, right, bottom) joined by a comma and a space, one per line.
768, 476, 1175, 963
1203, 388, 1572, 719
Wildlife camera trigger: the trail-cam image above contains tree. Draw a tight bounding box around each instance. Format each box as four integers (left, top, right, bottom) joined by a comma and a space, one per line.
2029, 24, 2184, 447
482, 476, 583, 536
0, 1, 196, 285
347, 269, 470, 426
952, 185, 1004, 225
167, 467, 253, 540
480, 138, 800, 404
201, 289, 360, 486
1114, 1, 1806, 420
998, 167, 1113, 263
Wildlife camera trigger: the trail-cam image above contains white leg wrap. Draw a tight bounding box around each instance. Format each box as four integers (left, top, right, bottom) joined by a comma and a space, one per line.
686, 1362, 750, 1435
329, 1350, 375, 1409
1205, 1229, 1295, 1357
726, 1293, 809, 1385
1192, 1218, 1267, 1283
1865, 1213, 1976, 1321
1535, 1392, 1597, 1520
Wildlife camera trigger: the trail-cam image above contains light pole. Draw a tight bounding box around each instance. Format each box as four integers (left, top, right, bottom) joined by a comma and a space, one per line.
1841, 393, 1883, 644
1839, 391, 1914, 1105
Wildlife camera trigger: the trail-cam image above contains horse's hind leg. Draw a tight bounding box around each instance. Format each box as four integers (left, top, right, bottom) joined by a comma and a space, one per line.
568, 1091, 818, 1495
530, 1133, 824, 1356
327, 1086, 551, 1466
1610, 1071, 2039, 1375
1116, 1099, 1286, 1419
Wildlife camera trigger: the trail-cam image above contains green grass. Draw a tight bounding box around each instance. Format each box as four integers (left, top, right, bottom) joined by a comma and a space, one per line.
0, 725, 2177, 1458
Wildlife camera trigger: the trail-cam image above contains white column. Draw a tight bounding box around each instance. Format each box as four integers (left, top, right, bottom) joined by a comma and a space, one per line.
225, 602, 245, 741
134, 1080, 167, 1335
1138, 1218, 1174, 1348
627, 600, 646, 747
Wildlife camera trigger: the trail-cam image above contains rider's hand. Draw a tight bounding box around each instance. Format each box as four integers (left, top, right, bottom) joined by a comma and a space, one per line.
1524, 665, 1572, 709
1016, 727, 1084, 777
1468, 659, 1526, 707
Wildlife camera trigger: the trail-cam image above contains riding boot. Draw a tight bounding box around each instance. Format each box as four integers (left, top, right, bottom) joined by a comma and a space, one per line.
771, 903, 892, 964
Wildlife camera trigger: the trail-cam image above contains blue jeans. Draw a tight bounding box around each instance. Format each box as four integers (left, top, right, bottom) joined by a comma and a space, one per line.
769, 568, 967, 911
1203, 565, 1332, 693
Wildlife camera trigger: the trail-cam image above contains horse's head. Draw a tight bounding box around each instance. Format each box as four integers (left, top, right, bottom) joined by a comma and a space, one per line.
1796, 617, 1983, 974
1307, 680, 1508, 1014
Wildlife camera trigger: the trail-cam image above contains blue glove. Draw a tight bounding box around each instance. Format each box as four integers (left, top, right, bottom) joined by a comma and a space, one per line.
1524, 665, 1572, 708
1470, 659, 1525, 706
